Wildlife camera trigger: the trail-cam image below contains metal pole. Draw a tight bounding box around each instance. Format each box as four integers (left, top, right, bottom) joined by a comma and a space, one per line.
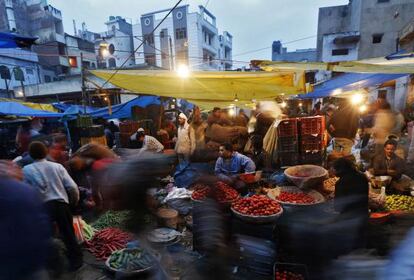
169, 36, 174, 70
80, 52, 86, 114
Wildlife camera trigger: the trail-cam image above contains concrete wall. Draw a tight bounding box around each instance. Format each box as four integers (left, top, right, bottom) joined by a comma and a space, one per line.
316, 4, 352, 61
358, 0, 414, 59
272, 48, 317, 62
321, 32, 359, 62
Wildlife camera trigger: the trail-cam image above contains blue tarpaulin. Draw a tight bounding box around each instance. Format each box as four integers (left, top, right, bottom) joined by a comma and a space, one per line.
90, 96, 161, 119
0, 102, 63, 117
0, 32, 37, 49
298, 73, 407, 99
53, 103, 98, 115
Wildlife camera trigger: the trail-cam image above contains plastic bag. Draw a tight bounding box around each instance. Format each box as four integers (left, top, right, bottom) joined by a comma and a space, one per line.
73, 216, 85, 244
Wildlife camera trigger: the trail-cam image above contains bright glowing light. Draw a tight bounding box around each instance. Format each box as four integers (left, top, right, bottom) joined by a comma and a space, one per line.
281, 101, 287, 108
234, 97, 239, 102
229, 107, 236, 116
104, 97, 108, 101
351, 93, 364, 105
15, 91, 23, 97
359, 104, 367, 113
177, 64, 190, 78
298, 102, 303, 107
332, 89, 342, 96
101, 48, 110, 58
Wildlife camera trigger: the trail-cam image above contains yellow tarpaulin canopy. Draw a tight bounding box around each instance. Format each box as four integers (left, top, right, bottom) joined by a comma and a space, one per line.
91, 70, 306, 109
254, 59, 414, 74
0, 98, 57, 112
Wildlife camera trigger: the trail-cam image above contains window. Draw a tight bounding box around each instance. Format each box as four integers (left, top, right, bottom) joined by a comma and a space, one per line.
108, 58, 116, 68
160, 31, 165, 39
378, 89, 387, 99
68, 56, 77, 67
145, 54, 156, 66
175, 28, 187, 40
25, 68, 34, 75
372, 34, 383, 44
332, 48, 349, 56
44, 75, 51, 83
143, 34, 154, 45
377, 0, 390, 3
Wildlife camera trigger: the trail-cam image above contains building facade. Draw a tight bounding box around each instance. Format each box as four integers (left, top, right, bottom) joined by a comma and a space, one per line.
317, 0, 414, 62
65, 33, 97, 75
272, 40, 317, 62
399, 18, 414, 52
133, 5, 233, 71
0, 48, 41, 98
0, 0, 70, 79
94, 16, 135, 69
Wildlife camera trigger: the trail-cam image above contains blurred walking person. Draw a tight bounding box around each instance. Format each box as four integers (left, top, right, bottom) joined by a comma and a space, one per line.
23, 141, 83, 271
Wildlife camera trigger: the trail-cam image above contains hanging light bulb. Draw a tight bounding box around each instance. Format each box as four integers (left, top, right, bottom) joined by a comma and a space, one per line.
281, 101, 287, 108
234, 94, 239, 102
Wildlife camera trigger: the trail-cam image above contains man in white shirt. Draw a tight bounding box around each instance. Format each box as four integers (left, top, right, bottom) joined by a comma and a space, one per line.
130, 128, 164, 153
23, 141, 83, 271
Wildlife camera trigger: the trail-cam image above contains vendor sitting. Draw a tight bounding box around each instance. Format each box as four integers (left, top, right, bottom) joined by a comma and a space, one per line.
130, 128, 164, 153
214, 143, 256, 190
370, 139, 410, 193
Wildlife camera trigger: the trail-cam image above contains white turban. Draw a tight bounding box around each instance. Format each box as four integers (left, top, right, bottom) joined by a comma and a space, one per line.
137, 128, 145, 132
178, 113, 187, 121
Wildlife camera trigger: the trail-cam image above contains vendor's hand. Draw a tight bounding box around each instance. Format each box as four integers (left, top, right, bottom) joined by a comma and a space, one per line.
172, 137, 177, 143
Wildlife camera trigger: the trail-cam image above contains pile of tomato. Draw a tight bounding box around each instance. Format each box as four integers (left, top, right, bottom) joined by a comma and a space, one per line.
232, 195, 282, 216
214, 181, 239, 203
277, 191, 315, 204
191, 182, 238, 203
191, 185, 210, 200
275, 270, 304, 280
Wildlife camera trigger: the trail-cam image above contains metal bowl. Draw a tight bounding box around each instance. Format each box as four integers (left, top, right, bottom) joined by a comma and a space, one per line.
284, 165, 328, 188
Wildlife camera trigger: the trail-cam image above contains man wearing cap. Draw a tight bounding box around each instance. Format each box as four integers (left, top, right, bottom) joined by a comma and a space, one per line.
175, 113, 196, 164
130, 128, 164, 153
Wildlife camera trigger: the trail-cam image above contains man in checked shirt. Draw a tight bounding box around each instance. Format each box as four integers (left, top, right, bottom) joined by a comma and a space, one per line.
132, 128, 164, 153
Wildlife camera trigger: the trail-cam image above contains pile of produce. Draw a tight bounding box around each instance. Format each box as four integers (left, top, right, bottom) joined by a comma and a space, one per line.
275, 270, 305, 280
323, 177, 338, 193
107, 248, 155, 272
85, 227, 134, 260
232, 195, 282, 216
92, 210, 130, 230
277, 191, 315, 204
384, 195, 414, 212
80, 219, 97, 241
191, 182, 238, 203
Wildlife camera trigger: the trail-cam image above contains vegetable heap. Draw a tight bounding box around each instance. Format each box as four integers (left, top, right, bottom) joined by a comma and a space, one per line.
385, 195, 414, 211
92, 210, 130, 230
277, 191, 315, 204
80, 219, 97, 241
232, 195, 282, 216
108, 248, 155, 272
85, 227, 134, 260
191, 182, 238, 203
275, 270, 305, 280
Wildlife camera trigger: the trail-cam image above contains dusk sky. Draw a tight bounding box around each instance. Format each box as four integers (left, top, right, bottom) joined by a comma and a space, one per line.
48, 0, 349, 67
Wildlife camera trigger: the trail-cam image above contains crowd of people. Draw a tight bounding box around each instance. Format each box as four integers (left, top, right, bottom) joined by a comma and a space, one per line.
2, 96, 414, 279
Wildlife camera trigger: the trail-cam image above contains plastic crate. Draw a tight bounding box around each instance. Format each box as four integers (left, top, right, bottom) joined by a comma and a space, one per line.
274, 262, 309, 280
78, 125, 105, 137
299, 116, 325, 135
279, 152, 299, 167
278, 118, 298, 137
119, 121, 140, 134
300, 134, 323, 153
301, 151, 324, 165
278, 136, 299, 153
